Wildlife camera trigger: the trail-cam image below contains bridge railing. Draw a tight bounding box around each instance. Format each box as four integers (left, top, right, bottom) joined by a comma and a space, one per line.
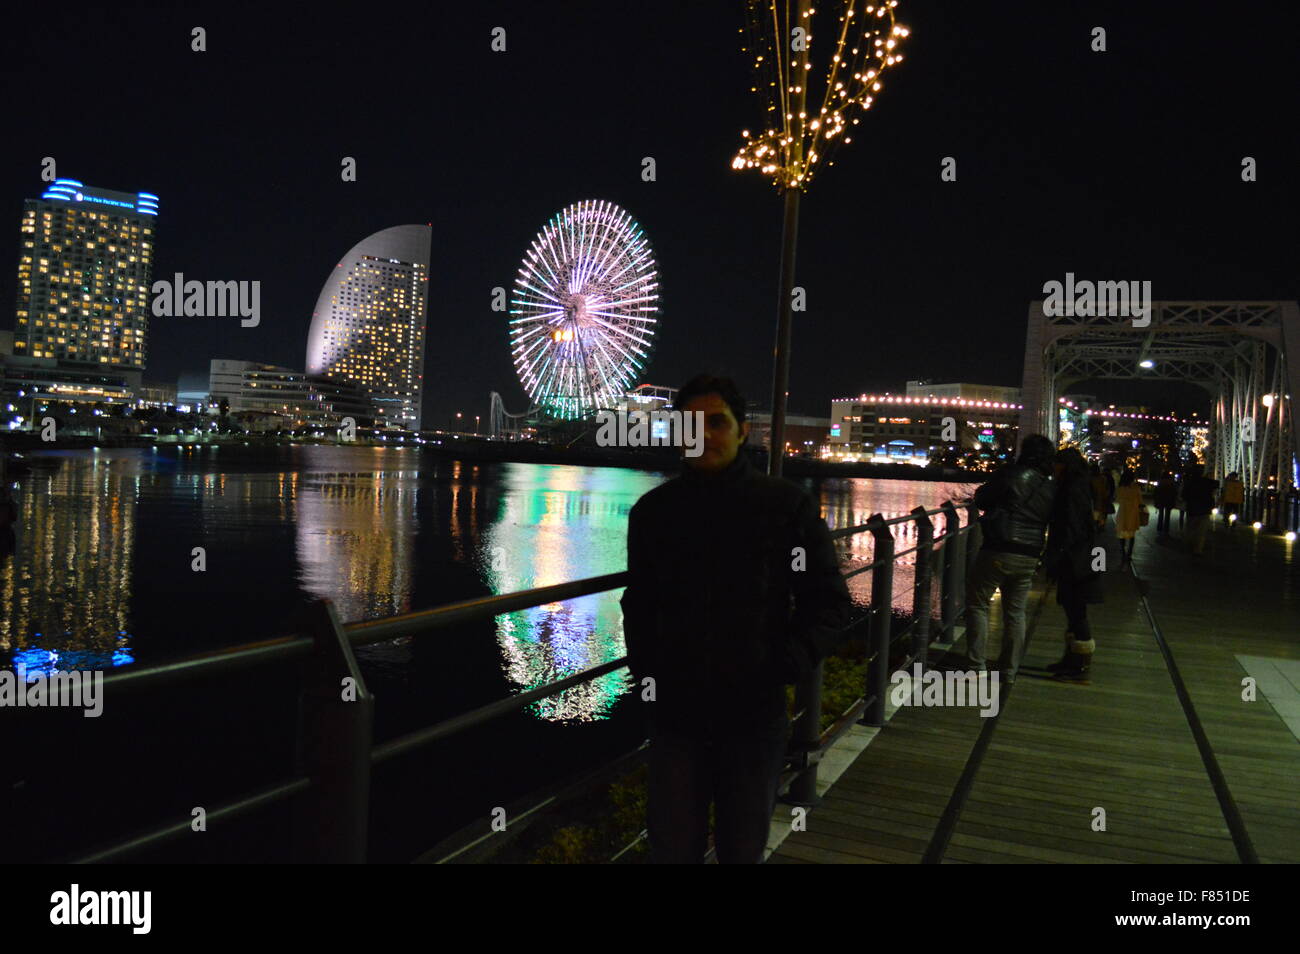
54, 499, 981, 864
1241, 486, 1300, 531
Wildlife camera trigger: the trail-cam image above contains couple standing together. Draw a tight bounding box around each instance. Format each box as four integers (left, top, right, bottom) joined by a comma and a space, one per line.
965, 436, 1105, 686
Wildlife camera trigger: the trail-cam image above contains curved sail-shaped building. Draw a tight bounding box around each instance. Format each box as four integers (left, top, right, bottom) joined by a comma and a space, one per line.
306, 225, 431, 430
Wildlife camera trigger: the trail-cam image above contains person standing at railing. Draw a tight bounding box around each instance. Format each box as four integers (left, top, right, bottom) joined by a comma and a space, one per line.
620, 374, 851, 865
965, 433, 1057, 685
1043, 448, 1103, 682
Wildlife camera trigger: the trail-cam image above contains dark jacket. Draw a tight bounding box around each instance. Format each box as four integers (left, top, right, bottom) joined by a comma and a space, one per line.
619, 451, 852, 737
1182, 475, 1219, 516
1045, 472, 1104, 603
973, 462, 1056, 558
1153, 478, 1178, 509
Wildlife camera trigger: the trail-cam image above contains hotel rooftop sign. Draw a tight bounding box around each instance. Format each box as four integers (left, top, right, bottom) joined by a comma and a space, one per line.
39, 178, 158, 216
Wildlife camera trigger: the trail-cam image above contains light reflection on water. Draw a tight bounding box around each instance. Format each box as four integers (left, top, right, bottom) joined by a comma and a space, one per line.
484, 463, 657, 723
1, 447, 973, 722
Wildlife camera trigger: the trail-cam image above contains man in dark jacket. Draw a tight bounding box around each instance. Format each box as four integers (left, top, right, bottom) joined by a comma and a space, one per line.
1181, 462, 1219, 555
1153, 471, 1178, 537
620, 374, 852, 863
965, 434, 1057, 684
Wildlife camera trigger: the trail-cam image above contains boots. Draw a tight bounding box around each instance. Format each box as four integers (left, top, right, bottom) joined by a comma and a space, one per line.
1045, 632, 1074, 672
1053, 638, 1095, 683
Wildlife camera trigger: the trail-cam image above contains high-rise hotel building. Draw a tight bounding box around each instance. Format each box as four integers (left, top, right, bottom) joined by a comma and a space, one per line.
14, 178, 159, 392
305, 225, 430, 431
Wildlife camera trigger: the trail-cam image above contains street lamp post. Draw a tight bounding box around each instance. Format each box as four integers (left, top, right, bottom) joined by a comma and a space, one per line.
733, 0, 910, 477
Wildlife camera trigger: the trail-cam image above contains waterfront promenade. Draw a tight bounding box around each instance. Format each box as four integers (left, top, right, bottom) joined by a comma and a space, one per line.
766, 516, 1300, 864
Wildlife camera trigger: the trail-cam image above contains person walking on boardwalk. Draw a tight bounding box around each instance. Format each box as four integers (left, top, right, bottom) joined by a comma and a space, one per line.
1181, 462, 1219, 556
965, 433, 1057, 685
1221, 471, 1245, 527
1088, 462, 1114, 530
620, 374, 852, 864
1043, 448, 1103, 682
1153, 471, 1177, 537
1114, 470, 1144, 567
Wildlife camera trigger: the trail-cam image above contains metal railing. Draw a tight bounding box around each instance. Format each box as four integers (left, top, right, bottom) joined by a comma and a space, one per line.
1240, 486, 1300, 531
52, 499, 981, 864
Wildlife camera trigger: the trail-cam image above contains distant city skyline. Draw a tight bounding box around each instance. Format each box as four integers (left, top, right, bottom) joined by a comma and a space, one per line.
4, 2, 1295, 427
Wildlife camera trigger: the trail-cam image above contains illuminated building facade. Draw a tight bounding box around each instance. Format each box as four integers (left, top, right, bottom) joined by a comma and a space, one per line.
14, 178, 158, 379
305, 225, 430, 431
4, 179, 158, 428
905, 380, 1021, 404
829, 389, 1023, 465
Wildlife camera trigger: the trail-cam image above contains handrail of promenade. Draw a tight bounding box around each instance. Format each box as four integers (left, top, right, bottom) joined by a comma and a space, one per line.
58, 499, 982, 864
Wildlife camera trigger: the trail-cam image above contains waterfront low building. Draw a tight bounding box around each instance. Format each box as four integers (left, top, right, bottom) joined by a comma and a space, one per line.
829, 388, 1022, 465
209, 359, 376, 428
136, 381, 178, 409
0, 354, 140, 430
745, 412, 833, 457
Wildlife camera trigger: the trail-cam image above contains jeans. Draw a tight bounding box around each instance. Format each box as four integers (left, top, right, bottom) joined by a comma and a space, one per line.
1156, 507, 1172, 534
965, 549, 1040, 681
1057, 574, 1092, 642
647, 724, 789, 864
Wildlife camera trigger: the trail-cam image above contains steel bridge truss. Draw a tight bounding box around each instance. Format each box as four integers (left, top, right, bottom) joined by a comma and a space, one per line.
1019, 301, 1300, 492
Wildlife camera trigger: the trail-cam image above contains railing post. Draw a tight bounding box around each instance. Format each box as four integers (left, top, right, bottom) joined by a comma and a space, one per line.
909, 506, 934, 667
786, 660, 824, 806
862, 514, 894, 727
938, 501, 960, 640
292, 598, 374, 863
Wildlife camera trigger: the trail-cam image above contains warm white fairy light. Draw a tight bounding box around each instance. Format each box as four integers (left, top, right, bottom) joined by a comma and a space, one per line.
734, 0, 910, 189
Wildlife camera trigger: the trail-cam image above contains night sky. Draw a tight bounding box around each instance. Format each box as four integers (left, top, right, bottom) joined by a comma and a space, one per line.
3, 0, 1296, 426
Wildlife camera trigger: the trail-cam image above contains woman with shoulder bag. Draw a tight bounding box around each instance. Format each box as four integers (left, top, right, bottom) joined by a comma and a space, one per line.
1114, 470, 1143, 566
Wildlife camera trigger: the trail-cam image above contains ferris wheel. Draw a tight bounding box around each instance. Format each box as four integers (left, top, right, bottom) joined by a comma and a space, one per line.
509, 200, 660, 420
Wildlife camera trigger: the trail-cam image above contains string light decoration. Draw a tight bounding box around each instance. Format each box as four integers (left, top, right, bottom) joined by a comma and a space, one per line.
509, 200, 659, 421
733, 0, 910, 189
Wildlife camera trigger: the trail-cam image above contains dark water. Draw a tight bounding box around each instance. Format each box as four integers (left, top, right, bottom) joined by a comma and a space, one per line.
1, 445, 972, 861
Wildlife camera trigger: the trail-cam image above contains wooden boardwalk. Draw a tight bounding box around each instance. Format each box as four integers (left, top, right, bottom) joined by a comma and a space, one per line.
769, 515, 1300, 864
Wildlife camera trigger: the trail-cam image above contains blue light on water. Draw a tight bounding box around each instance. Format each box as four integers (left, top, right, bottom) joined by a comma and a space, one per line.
11, 641, 135, 678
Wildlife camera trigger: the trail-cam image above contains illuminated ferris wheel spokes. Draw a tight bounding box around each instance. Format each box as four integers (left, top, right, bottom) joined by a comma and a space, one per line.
509, 200, 659, 419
